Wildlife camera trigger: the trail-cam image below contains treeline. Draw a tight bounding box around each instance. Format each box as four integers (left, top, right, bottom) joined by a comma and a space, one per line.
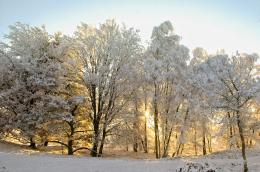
0, 20, 259, 172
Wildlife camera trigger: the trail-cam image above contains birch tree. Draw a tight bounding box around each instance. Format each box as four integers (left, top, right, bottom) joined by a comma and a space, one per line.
144, 21, 189, 158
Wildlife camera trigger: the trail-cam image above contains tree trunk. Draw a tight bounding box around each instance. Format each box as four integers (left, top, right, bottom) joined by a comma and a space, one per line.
227, 112, 233, 149
90, 84, 100, 157
172, 133, 178, 157
162, 128, 173, 157
98, 137, 105, 156
98, 124, 107, 156
154, 110, 160, 158
162, 118, 167, 157
67, 120, 75, 155
202, 121, 207, 156
202, 133, 207, 155
176, 144, 181, 156
207, 135, 212, 153
133, 142, 138, 152
133, 98, 139, 153
176, 143, 184, 156
144, 115, 148, 153
29, 137, 36, 149
180, 144, 184, 154
91, 120, 99, 157
67, 139, 73, 155
153, 83, 160, 159
144, 98, 148, 153
44, 141, 48, 147
194, 125, 198, 156
176, 108, 189, 157
236, 111, 248, 172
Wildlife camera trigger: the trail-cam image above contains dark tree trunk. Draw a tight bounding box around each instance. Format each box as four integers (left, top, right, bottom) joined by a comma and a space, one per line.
154, 107, 160, 158
176, 144, 181, 156
90, 84, 100, 157
154, 99, 160, 158
67, 120, 76, 155
162, 116, 168, 157
144, 115, 148, 153
133, 99, 139, 153
153, 82, 160, 159
144, 97, 148, 153
202, 121, 207, 156
67, 139, 73, 155
194, 126, 198, 156
236, 111, 248, 172
133, 143, 138, 152
162, 126, 173, 157
91, 120, 99, 157
202, 133, 207, 155
29, 138, 36, 149
180, 144, 184, 154
207, 135, 212, 153
176, 143, 184, 156
227, 112, 234, 149
172, 133, 178, 157
44, 141, 48, 147
98, 127, 107, 156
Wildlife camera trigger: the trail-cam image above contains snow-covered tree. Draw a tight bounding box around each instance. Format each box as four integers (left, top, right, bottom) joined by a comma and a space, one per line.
72, 20, 142, 156
1, 20, 260, 166
144, 21, 189, 158
0, 23, 70, 148
193, 52, 260, 172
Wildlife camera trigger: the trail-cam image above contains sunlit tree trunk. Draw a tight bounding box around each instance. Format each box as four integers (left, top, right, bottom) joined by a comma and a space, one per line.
144, 115, 148, 153
180, 144, 184, 154
162, 105, 179, 157
177, 108, 189, 156
202, 131, 207, 155
207, 134, 212, 153
227, 112, 234, 149
162, 126, 173, 157
201, 119, 207, 156
194, 124, 198, 156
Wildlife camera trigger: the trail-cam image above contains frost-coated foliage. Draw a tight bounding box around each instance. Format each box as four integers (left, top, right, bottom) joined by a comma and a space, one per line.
0, 23, 75, 140
193, 53, 260, 112
0, 20, 259, 162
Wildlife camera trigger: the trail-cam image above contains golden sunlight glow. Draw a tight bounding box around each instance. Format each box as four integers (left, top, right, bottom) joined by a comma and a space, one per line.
145, 110, 149, 119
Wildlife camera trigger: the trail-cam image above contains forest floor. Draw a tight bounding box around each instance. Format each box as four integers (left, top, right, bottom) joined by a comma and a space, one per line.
0, 141, 259, 172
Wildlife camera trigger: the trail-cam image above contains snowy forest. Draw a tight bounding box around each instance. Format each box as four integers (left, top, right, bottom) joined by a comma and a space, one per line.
0, 20, 259, 172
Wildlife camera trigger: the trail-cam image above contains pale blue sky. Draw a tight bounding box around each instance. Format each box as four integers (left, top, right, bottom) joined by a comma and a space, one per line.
0, 0, 260, 54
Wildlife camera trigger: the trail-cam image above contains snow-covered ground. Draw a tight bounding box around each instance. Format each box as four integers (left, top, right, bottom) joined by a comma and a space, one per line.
0, 142, 259, 172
